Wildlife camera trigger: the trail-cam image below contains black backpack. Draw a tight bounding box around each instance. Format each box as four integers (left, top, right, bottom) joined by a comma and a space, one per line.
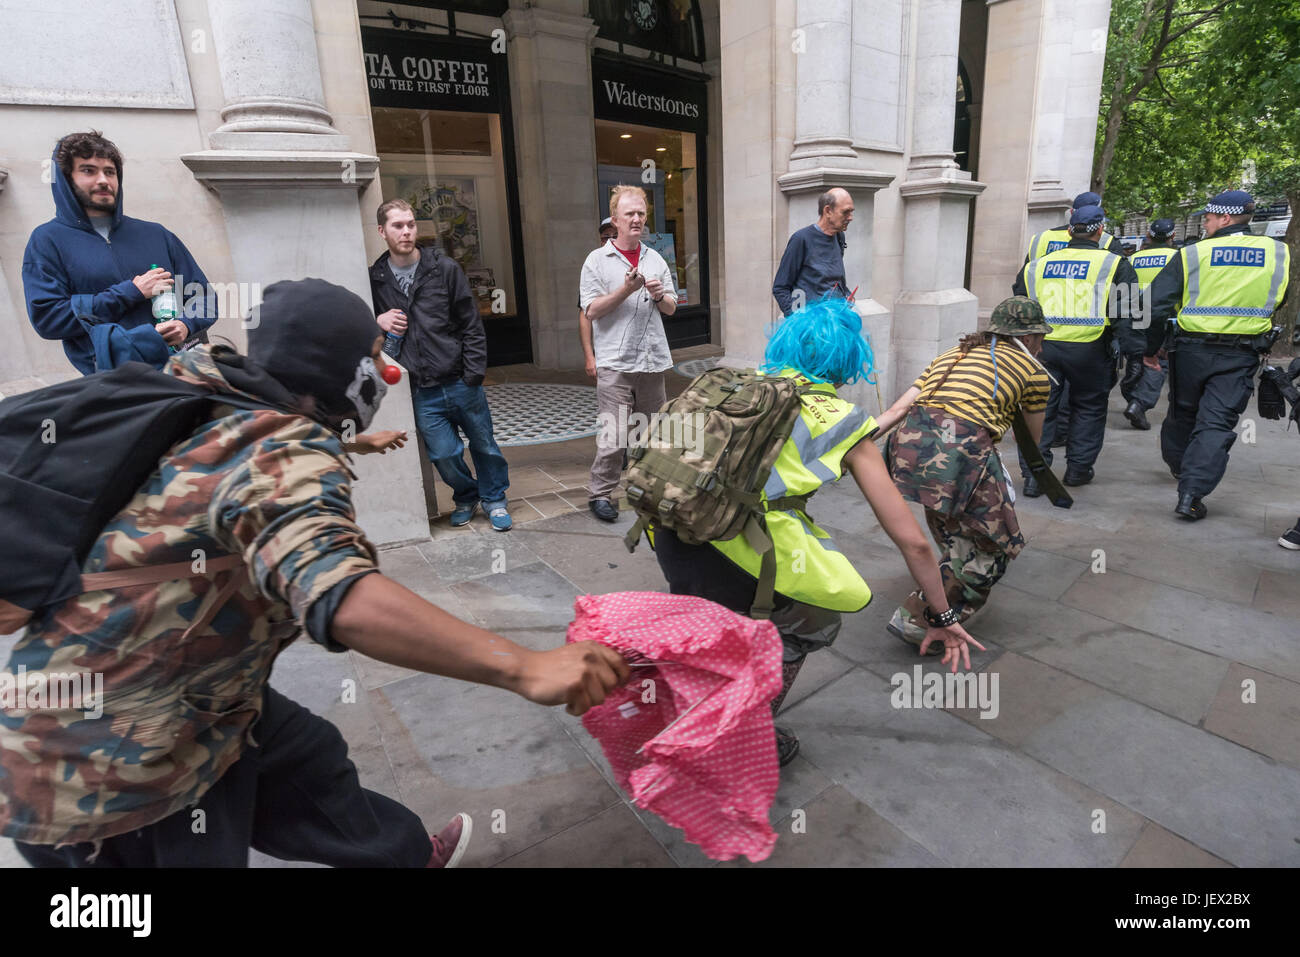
0, 362, 279, 633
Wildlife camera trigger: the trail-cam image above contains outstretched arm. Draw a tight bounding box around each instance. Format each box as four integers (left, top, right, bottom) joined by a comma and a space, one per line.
874, 385, 922, 436
843, 438, 986, 671
333, 573, 630, 715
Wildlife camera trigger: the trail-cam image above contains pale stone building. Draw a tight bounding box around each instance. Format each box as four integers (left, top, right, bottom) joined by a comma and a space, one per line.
0, 0, 1112, 539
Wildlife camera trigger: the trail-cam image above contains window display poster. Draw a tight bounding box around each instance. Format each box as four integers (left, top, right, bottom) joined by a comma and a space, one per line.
641, 231, 686, 303
395, 175, 481, 274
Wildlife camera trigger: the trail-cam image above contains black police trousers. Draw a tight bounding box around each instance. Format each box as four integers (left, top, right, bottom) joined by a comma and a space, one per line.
1019, 338, 1113, 476
1161, 341, 1258, 499
14, 687, 430, 868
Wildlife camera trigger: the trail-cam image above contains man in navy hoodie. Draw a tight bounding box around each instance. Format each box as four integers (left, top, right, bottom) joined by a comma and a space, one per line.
22, 131, 218, 375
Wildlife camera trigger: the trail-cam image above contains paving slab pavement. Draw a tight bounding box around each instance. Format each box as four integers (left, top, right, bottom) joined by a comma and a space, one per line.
2, 389, 1297, 868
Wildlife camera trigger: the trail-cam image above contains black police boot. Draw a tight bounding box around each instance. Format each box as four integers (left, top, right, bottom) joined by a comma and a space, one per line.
1124, 400, 1151, 431
1022, 475, 1042, 498
1175, 493, 1207, 521
1063, 466, 1094, 487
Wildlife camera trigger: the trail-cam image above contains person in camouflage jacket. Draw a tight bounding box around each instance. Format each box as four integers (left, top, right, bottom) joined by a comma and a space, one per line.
0, 278, 628, 867
875, 297, 1052, 651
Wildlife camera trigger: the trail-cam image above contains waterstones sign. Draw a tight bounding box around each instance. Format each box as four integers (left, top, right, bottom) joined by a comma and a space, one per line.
591, 56, 706, 134
362, 30, 504, 113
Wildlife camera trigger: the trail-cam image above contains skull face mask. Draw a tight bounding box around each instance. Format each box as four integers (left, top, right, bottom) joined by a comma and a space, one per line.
345, 356, 388, 432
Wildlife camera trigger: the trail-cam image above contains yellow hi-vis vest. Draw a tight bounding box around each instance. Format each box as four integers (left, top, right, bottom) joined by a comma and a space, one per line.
1176, 235, 1291, 335
1025, 228, 1072, 262
1023, 246, 1123, 343
1026, 228, 1119, 262
1130, 246, 1176, 289
710, 374, 877, 612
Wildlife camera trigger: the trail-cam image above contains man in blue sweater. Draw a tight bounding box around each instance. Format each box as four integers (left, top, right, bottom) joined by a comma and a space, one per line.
23, 131, 218, 375
772, 187, 854, 316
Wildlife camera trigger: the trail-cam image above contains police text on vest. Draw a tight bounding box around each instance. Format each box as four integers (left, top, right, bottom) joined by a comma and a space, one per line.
1042, 261, 1091, 279
1209, 247, 1265, 267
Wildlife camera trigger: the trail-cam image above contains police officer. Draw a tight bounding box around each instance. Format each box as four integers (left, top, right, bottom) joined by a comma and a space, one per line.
1145, 190, 1292, 520
1021, 191, 1125, 268
1018, 192, 1125, 450
1014, 205, 1143, 494
1119, 218, 1179, 430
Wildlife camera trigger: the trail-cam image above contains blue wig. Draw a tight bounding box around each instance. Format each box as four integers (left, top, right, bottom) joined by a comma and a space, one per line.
761, 297, 876, 385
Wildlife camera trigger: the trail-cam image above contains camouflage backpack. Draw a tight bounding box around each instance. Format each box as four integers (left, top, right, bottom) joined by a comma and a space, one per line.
622, 367, 813, 618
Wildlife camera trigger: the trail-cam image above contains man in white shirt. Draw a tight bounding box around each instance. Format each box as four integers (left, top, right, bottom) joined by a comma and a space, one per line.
579, 186, 677, 522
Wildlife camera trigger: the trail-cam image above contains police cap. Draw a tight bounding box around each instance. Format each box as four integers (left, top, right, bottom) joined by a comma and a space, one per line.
1193, 190, 1255, 216
1069, 204, 1105, 232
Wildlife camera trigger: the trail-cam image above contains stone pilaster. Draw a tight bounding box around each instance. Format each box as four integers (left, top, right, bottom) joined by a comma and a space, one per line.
1025, 0, 1074, 237
789, 0, 855, 165
181, 0, 427, 546
776, 168, 895, 408
503, 5, 600, 371
892, 0, 986, 397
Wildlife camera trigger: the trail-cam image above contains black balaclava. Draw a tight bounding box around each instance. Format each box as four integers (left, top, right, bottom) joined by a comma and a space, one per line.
246, 278, 385, 433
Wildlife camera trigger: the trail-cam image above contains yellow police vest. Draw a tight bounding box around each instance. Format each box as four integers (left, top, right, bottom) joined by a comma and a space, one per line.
1026, 228, 1072, 262
1176, 235, 1291, 335
1022, 247, 1123, 343
710, 373, 876, 612
1026, 229, 1119, 262
1130, 246, 1176, 289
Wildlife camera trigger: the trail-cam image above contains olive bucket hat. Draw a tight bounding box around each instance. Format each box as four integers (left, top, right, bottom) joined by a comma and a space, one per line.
989, 296, 1053, 336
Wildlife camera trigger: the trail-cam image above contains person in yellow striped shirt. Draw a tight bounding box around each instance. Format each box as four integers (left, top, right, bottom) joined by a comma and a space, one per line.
874, 297, 1051, 650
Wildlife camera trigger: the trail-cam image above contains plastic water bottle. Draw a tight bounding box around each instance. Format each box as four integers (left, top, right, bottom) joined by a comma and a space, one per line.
150, 263, 178, 321
383, 309, 406, 358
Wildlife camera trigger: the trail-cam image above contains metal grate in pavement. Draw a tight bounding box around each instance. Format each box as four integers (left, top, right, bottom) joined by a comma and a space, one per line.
483, 383, 599, 447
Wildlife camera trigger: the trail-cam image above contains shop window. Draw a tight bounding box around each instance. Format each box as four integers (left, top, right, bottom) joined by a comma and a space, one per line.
590, 0, 706, 62
372, 106, 518, 319
955, 61, 972, 172
595, 119, 700, 309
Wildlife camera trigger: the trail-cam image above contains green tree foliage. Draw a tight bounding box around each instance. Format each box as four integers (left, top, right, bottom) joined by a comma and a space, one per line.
1206, 0, 1300, 339
1095, 0, 1300, 339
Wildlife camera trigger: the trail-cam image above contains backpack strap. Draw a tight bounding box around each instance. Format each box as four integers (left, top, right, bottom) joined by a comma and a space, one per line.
624, 515, 649, 553
79, 553, 242, 590
742, 514, 777, 620
80, 553, 246, 641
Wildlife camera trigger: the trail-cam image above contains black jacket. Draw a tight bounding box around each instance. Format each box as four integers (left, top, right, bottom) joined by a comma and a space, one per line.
369, 246, 486, 388
1013, 238, 1144, 356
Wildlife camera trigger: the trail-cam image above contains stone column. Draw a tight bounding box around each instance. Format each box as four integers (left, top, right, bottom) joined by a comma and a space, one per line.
181, 0, 428, 546
789, 0, 855, 165
775, 168, 894, 407
764, 0, 894, 412
0, 166, 27, 384
892, 0, 985, 397
502, 3, 599, 370
1025, 0, 1074, 238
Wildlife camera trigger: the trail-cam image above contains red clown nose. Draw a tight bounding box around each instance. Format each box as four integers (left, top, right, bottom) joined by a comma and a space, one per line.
381, 363, 402, 385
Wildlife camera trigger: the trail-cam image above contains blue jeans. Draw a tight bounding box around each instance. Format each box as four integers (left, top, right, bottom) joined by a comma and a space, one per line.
413, 381, 510, 508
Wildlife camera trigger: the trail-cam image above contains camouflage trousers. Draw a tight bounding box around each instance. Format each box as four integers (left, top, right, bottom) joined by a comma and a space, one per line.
905, 510, 1013, 624
887, 405, 1024, 624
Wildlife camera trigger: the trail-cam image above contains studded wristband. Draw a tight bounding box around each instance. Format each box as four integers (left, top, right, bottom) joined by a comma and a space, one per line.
923, 605, 959, 628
